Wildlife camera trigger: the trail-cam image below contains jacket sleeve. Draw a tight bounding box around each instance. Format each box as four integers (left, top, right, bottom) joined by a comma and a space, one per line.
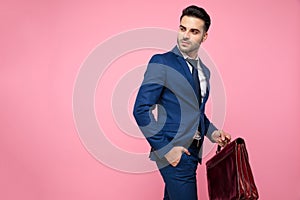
133, 55, 173, 159
204, 114, 218, 142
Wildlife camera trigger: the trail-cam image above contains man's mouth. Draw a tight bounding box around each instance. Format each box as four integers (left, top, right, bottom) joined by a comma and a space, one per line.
181, 40, 190, 46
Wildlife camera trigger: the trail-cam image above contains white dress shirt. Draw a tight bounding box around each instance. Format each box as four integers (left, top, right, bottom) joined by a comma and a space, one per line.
182, 55, 207, 100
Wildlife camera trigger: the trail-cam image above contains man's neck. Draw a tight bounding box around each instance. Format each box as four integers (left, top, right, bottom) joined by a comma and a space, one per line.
177, 46, 198, 59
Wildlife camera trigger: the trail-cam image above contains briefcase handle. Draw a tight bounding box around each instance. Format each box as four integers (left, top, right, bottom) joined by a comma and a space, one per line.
216, 137, 244, 154
216, 139, 229, 153
216, 145, 222, 153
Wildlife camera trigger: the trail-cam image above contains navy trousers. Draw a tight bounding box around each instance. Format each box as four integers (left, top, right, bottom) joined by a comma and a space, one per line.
157, 142, 200, 200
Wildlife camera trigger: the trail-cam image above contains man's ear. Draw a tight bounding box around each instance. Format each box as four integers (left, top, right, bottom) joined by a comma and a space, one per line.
202, 32, 208, 42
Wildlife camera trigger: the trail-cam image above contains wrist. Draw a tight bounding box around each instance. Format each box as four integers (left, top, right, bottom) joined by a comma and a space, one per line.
212, 130, 221, 143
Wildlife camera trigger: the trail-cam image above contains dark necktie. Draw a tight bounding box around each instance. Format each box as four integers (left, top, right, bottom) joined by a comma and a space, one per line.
186, 58, 201, 104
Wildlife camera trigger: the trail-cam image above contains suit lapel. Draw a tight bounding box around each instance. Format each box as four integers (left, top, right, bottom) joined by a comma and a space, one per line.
199, 59, 211, 105
171, 46, 212, 104
171, 46, 196, 90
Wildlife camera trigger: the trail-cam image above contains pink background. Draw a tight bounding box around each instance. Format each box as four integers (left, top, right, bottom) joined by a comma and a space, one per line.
1, 0, 300, 199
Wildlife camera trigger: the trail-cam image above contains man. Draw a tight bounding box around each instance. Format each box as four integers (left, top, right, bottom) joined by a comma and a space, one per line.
133, 5, 231, 200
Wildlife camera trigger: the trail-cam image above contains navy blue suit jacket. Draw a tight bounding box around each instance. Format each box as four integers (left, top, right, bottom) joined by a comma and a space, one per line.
133, 46, 217, 162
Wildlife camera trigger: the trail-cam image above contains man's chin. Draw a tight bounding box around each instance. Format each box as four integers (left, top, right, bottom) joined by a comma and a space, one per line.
178, 45, 190, 53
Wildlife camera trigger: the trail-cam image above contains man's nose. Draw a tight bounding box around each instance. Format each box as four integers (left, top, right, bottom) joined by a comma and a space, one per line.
183, 31, 190, 39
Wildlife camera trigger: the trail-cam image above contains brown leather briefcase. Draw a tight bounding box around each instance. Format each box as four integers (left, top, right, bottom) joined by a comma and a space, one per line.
206, 138, 259, 199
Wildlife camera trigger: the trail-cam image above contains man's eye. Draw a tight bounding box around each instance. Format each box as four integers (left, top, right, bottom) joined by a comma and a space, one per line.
192, 30, 199, 34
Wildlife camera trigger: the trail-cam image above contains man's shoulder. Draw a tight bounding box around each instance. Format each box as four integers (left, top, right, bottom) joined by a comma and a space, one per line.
149, 50, 178, 64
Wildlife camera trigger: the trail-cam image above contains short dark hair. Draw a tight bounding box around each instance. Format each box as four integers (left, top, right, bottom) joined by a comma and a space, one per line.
180, 5, 211, 32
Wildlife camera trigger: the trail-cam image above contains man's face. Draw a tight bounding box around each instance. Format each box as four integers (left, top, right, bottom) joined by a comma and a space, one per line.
177, 16, 208, 58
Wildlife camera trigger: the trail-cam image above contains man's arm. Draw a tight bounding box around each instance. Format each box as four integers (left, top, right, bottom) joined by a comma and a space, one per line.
204, 114, 218, 142
204, 115, 231, 146
133, 55, 174, 159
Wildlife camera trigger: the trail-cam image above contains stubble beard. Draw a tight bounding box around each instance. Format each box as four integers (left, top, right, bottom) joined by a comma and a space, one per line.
177, 38, 200, 57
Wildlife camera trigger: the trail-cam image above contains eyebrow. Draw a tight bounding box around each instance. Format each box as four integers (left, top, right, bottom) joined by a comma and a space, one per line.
179, 25, 201, 32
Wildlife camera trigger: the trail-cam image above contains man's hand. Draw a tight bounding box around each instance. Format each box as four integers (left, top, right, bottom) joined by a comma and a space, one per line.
212, 130, 231, 147
164, 146, 190, 167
